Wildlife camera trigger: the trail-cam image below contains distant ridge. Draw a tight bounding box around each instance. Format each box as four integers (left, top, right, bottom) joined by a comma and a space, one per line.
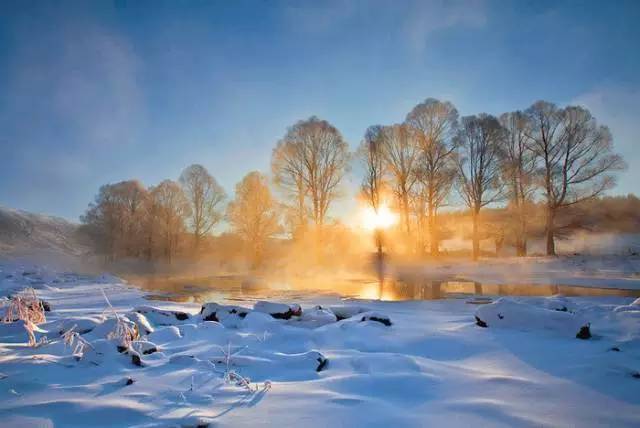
0, 205, 87, 256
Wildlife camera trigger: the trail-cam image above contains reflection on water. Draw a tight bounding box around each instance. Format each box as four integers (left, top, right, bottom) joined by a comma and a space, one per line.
129, 274, 640, 303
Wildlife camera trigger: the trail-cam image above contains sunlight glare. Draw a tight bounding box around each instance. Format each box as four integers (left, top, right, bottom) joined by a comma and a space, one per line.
362, 204, 398, 231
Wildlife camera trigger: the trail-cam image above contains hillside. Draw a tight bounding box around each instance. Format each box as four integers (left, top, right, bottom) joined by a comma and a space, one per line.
0, 206, 88, 257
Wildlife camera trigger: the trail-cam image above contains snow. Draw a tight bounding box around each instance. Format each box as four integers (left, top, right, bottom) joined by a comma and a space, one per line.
1, 259, 640, 427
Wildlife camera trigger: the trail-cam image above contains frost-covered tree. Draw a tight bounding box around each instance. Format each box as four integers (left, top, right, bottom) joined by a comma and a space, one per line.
227, 171, 281, 267
179, 164, 226, 250
149, 180, 191, 262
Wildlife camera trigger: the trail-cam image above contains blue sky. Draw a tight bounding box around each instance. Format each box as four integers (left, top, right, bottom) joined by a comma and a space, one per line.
1, 0, 639, 222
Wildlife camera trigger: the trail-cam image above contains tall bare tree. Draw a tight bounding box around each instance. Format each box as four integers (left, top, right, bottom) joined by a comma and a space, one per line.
406, 98, 459, 256
227, 171, 281, 268
358, 125, 387, 213
499, 111, 536, 256
379, 123, 420, 235
456, 114, 505, 260
526, 101, 625, 255
179, 164, 226, 250
150, 180, 191, 262
272, 117, 350, 231
272, 135, 308, 238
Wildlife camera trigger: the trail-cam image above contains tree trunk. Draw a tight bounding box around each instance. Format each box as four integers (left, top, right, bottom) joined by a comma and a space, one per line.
472, 210, 480, 261
545, 206, 556, 256
428, 205, 439, 257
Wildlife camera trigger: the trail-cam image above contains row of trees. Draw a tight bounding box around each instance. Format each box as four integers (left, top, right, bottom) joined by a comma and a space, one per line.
358, 99, 624, 259
82, 98, 624, 265
81, 165, 280, 266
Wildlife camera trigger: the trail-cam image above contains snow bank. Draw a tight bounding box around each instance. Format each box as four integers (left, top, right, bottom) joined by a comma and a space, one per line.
475, 298, 591, 338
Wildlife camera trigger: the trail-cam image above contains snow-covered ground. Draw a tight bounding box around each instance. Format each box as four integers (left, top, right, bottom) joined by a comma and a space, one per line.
1, 259, 640, 427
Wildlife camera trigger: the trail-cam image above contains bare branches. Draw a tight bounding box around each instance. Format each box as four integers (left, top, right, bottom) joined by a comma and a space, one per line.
525, 101, 626, 254
179, 164, 227, 249
272, 117, 350, 230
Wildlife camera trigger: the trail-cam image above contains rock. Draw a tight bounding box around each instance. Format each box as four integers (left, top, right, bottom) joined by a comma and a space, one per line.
200, 303, 251, 326
359, 312, 392, 326
475, 316, 488, 328
329, 305, 370, 321
134, 306, 191, 325
576, 324, 592, 340
475, 298, 591, 339
130, 351, 143, 367
295, 306, 337, 328
125, 377, 135, 386
132, 340, 158, 355
316, 354, 328, 372
254, 301, 302, 320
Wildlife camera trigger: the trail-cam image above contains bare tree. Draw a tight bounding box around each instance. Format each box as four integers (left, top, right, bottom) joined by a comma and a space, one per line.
456, 114, 505, 260
272, 117, 350, 231
379, 123, 420, 235
358, 125, 387, 213
406, 98, 459, 256
81, 180, 148, 260
499, 111, 536, 256
179, 164, 226, 250
227, 171, 281, 268
149, 180, 191, 262
272, 135, 308, 239
525, 101, 625, 255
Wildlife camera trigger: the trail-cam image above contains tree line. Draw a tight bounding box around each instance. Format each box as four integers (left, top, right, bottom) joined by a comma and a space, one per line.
81, 98, 624, 265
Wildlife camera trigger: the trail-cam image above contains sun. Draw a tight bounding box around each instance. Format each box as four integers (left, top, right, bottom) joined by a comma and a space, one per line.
362, 203, 398, 231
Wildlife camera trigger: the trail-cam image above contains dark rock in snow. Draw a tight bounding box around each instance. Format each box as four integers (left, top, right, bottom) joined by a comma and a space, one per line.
576, 324, 592, 340
609, 346, 621, 352
125, 377, 135, 386
134, 306, 191, 325
330, 305, 370, 321
130, 352, 143, 367
200, 303, 251, 322
316, 355, 328, 372
475, 316, 488, 328
360, 312, 392, 326
254, 301, 302, 320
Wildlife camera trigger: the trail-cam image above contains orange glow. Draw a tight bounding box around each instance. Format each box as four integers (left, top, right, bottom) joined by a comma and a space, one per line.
361, 203, 398, 231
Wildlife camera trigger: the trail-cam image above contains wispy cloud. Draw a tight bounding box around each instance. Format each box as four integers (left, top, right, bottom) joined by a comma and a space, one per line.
403, 0, 488, 52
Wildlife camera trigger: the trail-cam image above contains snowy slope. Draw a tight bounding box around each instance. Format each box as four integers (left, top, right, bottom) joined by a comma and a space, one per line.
0, 206, 87, 257
1, 260, 639, 427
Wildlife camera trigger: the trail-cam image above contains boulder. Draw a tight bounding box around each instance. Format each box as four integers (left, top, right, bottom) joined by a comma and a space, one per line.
254, 301, 302, 320
134, 306, 191, 325
200, 303, 251, 327
329, 305, 370, 321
